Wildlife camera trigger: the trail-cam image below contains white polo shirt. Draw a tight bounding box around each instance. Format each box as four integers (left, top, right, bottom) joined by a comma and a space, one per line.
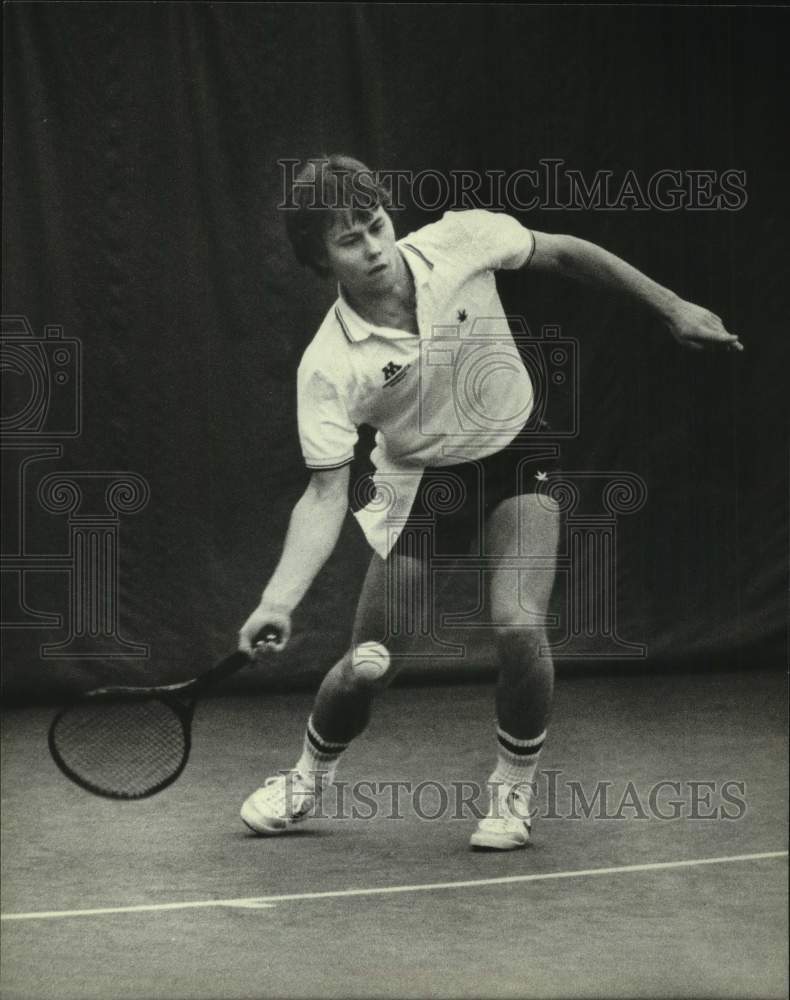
297, 209, 537, 556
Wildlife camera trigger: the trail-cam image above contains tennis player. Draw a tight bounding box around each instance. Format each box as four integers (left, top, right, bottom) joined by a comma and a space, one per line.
238, 155, 742, 849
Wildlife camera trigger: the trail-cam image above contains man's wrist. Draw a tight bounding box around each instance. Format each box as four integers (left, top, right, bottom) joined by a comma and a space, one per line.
259, 593, 296, 615
653, 291, 685, 326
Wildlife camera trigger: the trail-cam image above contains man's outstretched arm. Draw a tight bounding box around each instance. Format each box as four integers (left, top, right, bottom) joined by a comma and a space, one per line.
238, 464, 350, 655
527, 231, 743, 352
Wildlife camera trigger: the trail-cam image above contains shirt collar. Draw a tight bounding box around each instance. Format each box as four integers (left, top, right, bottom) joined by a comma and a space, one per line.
334, 242, 434, 344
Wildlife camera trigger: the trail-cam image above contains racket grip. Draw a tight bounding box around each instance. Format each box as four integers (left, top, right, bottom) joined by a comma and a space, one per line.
253, 625, 282, 647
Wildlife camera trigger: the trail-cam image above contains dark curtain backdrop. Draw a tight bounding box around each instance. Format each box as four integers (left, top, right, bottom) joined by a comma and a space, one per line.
2, 3, 787, 699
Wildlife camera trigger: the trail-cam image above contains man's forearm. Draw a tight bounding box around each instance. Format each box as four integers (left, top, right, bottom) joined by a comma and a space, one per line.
556, 235, 683, 321
529, 230, 741, 352
261, 489, 347, 612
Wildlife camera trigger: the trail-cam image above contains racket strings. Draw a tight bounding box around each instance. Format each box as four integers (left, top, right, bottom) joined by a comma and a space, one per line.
51, 697, 188, 798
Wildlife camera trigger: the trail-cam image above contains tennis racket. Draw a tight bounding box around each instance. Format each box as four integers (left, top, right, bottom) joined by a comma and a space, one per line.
48, 626, 280, 800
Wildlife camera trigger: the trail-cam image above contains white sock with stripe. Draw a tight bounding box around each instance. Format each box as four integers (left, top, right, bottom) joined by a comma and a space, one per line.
294, 715, 348, 784
487, 726, 546, 815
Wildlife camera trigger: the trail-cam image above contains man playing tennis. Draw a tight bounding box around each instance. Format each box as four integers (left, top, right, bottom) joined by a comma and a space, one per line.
238, 155, 742, 850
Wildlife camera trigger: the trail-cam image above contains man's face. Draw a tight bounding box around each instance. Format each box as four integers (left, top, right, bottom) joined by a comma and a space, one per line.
322, 206, 399, 298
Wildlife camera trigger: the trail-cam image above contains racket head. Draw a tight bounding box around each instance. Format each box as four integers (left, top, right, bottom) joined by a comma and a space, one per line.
48, 688, 192, 800
48, 626, 281, 800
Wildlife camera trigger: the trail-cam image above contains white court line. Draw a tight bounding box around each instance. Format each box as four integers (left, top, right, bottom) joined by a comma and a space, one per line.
1, 850, 785, 922
1, 898, 277, 920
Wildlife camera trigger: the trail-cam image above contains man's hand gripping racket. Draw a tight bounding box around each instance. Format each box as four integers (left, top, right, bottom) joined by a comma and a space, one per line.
48, 613, 288, 801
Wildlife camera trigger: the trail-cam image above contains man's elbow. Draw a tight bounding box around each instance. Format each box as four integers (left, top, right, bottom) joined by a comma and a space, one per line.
305, 465, 351, 507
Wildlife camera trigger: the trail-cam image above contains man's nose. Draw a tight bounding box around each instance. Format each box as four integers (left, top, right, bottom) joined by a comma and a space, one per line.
364, 235, 381, 258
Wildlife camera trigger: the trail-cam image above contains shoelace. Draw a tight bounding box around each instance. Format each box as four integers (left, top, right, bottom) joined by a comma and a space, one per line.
506, 788, 532, 828
484, 786, 532, 825
261, 772, 316, 816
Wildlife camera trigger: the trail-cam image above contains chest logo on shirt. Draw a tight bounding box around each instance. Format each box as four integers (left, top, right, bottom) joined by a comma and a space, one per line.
382, 361, 411, 388
457, 308, 468, 322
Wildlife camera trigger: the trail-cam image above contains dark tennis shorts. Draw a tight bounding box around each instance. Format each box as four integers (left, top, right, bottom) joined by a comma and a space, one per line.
391, 418, 561, 558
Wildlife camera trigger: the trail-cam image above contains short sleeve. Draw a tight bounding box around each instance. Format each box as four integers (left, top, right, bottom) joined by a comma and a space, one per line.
297, 363, 358, 470
455, 209, 536, 271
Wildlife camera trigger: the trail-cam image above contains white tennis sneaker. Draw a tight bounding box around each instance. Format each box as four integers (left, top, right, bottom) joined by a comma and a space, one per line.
240, 770, 322, 835
469, 783, 533, 851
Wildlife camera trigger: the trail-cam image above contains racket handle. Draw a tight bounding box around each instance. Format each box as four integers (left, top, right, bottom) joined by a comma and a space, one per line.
253, 625, 282, 647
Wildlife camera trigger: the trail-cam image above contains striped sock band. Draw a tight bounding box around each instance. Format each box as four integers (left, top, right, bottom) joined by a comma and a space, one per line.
295, 716, 350, 781
489, 726, 547, 790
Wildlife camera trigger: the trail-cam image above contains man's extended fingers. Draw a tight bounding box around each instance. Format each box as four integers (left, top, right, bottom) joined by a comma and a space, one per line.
695, 334, 743, 352
692, 324, 743, 350
716, 329, 743, 350
673, 303, 743, 352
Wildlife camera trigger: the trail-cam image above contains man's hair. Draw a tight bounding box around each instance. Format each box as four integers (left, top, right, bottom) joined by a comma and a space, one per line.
284, 155, 391, 276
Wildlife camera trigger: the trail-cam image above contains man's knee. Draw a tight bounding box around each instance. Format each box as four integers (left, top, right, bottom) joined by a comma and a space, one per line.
494, 623, 549, 665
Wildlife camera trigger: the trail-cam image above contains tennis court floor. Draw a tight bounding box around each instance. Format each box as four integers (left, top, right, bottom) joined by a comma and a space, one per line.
2, 668, 787, 999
